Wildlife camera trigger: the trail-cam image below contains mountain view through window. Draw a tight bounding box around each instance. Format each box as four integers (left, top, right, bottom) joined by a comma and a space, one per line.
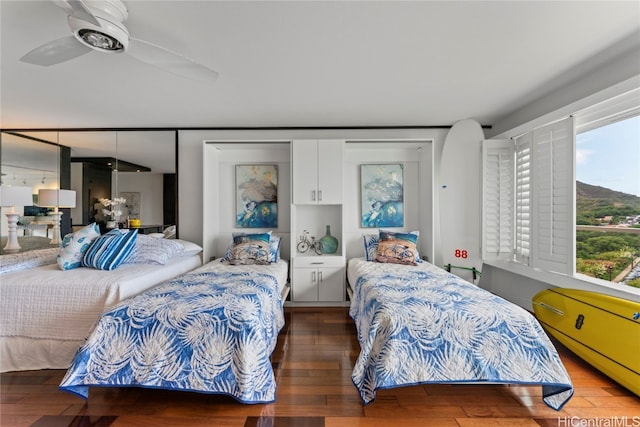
576, 115, 640, 288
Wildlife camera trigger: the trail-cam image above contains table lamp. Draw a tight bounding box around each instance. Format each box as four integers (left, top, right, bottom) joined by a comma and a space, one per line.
0, 185, 34, 253
38, 189, 76, 245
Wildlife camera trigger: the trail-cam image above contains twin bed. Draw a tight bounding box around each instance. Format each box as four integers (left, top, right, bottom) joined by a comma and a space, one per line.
1, 231, 573, 409
60, 259, 289, 403
347, 257, 573, 410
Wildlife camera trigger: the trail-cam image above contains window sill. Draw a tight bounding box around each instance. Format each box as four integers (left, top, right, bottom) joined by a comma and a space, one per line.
483, 259, 640, 300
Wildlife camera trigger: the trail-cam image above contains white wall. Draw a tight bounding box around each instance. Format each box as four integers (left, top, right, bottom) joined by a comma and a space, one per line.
202, 142, 291, 262
179, 128, 448, 260
343, 142, 433, 261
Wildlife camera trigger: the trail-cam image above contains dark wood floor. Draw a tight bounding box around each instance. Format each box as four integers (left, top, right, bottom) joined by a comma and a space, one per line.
1, 307, 639, 427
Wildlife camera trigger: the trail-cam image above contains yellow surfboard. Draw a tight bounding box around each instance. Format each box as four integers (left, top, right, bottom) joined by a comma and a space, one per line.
533, 288, 640, 396
532, 288, 640, 396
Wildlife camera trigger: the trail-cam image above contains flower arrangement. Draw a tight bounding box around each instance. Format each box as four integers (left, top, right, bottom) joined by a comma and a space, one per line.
98, 197, 126, 221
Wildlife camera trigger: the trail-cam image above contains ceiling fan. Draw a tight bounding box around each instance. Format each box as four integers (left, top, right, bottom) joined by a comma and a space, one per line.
20, 0, 218, 83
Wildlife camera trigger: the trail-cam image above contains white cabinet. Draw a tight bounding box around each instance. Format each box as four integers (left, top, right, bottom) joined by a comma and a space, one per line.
292, 139, 343, 204
290, 206, 346, 305
292, 257, 345, 302
290, 139, 346, 305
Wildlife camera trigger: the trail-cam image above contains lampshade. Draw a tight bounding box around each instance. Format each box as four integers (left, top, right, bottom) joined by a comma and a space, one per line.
0, 185, 33, 209
38, 189, 76, 208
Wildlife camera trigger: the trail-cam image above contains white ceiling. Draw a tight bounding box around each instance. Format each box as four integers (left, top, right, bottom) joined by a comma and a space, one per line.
1, 0, 639, 130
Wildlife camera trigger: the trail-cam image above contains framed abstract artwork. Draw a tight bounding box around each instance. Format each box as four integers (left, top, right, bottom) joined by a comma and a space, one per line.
120, 192, 141, 220
236, 164, 278, 228
360, 163, 404, 228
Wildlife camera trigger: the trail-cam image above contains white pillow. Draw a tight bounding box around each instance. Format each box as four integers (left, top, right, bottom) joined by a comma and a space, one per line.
125, 234, 185, 265
173, 239, 203, 257
163, 225, 176, 239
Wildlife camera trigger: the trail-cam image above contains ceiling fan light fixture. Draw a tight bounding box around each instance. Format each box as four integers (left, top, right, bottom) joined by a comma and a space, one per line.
22, 0, 217, 81
68, 13, 129, 53
78, 29, 123, 51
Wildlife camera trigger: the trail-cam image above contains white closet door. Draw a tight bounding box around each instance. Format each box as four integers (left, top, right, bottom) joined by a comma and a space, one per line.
292, 140, 320, 204
317, 140, 344, 204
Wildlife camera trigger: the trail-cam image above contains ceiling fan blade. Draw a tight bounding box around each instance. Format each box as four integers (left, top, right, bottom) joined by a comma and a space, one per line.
20, 36, 92, 66
128, 38, 219, 83
52, 0, 101, 26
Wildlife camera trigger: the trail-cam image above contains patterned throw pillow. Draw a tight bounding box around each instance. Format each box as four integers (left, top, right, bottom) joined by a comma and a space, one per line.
228, 232, 271, 265
363, 230, 422, 263
375, 230, 419, 265
57, 223, 101, 270
362, 233, 379, 262
221, 232, 280, 263
268, 236, 281, 262
82, 229, 138, 270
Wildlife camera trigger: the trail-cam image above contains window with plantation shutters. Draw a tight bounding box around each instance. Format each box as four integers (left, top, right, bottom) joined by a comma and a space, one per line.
481, 117, 575, 275
531, 117, 575, 275
515, 133, 532, 265
481, 91, 636, 288
482, 140, 514, 261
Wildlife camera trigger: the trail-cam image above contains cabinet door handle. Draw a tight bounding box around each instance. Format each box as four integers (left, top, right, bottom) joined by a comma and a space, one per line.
318, 190, 322, 201
312, 190, 316, 201
312, 271, 316, 282
318, 271, 323, 282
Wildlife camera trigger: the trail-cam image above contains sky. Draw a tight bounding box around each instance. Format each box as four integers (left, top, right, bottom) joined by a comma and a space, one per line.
576, 115, 640, 196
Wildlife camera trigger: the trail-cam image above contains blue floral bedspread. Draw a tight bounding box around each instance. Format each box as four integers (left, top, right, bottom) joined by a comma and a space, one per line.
348, 259, 573, 410
60, 270, 284, 403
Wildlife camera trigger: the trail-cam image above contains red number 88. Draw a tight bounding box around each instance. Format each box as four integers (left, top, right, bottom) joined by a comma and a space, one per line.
454, 249, 468, 259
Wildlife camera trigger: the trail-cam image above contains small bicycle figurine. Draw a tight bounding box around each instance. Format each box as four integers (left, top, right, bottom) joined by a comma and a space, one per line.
297, 230, 323, 255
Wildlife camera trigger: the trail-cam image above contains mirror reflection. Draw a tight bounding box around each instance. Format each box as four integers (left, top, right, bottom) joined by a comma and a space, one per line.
0, 130, 177, 254
0, 132, 60, 253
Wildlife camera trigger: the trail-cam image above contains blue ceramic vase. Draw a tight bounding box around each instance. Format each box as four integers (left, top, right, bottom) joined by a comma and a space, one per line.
319, 225, 338, 254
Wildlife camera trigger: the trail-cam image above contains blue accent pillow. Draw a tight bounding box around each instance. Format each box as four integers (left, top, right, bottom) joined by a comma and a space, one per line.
362, 233, 379, 262
269, 236, 281, 262
82, 229, 138, 270
57, 223, 101, 270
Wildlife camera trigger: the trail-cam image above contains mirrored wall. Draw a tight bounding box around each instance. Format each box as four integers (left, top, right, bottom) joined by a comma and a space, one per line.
0, 130, 177, 254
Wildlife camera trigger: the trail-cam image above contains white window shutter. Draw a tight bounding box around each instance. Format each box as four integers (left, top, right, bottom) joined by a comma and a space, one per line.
482, 140, 514, 261
515, 133, 532, 265
531, 117, 576, 275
